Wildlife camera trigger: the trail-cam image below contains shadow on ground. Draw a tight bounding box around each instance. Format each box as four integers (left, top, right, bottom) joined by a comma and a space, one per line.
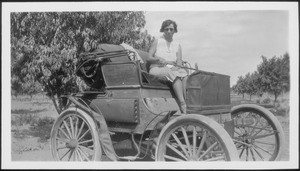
12, 119, 54, 143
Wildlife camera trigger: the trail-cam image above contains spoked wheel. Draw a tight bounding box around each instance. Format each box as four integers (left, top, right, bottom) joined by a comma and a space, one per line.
155, 114, 239, 161
231, 104, 285, 161
51, 107, 102, 161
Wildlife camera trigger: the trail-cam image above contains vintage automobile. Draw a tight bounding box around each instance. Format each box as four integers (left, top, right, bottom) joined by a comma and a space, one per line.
50, 44, 285, 161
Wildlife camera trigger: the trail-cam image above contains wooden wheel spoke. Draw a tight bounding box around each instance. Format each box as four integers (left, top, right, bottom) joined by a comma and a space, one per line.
77, 121, 85, 139
181, 127, 193, 156
252, 146, 265, 160
68, 149, 75, 161
198, 142, 218, 160
164, 154, 185, 161
246, 147, 249, 161
252, 144, 273, 156
78, 129, 90, 142
193, 126, 197, 156
249, 117, 260, 135
77, 147, 91, 161
233, 139, 252, 149
236, 124, 268, 131
236, 126, 245, 135
75, 150, 84, 161
166, 143, 188, 160
59, 148, 71, 160
63, 120, 73, 139
58, 128, 71, 140
254, 140, 275, 146
233, 137, 245, 143
78, 145, 94, 153
78, 139, 93, 145
249, 148, 256, 161
171, 133, 189, 157
69, 116, 75, 138
196, 131, 206, 157
239, 147, 246, 158
74, 117, 79, 140
236, 144, 244, 149
251, 124, 269, 137
74, 148, 81, 161
74, 149, 78, 161
253, 132, 277, 140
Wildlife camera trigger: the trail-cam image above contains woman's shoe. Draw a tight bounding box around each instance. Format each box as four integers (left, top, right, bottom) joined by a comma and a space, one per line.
180, 102, 187, 114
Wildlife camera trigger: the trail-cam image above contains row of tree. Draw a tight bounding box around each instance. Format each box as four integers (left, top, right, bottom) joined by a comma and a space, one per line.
232, 53, 290, 102
11, 12, 154, 113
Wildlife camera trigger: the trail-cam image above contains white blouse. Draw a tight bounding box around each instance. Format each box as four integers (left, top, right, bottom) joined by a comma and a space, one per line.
155, 36, 179, 62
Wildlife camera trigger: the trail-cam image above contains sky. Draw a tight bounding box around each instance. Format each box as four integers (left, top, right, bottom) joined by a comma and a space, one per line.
143, 11, 289, 86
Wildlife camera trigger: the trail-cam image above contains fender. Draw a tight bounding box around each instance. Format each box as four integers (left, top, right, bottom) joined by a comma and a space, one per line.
68, 96, 117, 161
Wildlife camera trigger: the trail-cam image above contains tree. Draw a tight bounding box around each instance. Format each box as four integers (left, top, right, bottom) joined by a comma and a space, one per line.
281, 53, 290, 92
11, 12, 153, 114
232, 75, 247, 99
257, 54, 290, 103
243, 71, 262, 100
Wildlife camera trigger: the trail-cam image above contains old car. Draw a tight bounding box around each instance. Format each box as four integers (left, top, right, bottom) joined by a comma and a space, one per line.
50, 44, 284, 161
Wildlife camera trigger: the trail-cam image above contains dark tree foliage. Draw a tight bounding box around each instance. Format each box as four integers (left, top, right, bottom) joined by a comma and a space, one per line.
257, 54, 290, 102
11, 12, 154, 113
233, 53, 290, 103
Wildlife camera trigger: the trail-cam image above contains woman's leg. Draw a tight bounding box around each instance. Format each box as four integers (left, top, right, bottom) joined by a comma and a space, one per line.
182, 76, 188, 100
150, 67, 187, 113
172, 78, 184, 103
172, 78, 186, 113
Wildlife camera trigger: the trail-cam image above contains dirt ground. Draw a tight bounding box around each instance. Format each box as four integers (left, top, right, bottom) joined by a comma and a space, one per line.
10, 95, 290, 162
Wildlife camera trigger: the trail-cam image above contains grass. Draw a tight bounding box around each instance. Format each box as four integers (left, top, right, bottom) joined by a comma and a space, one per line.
12, 113, 55, 142
231, 92, 290, 116
11, 94, 57, 142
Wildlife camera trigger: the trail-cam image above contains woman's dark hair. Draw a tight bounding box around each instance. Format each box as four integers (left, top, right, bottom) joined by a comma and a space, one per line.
160, 19, 178, 33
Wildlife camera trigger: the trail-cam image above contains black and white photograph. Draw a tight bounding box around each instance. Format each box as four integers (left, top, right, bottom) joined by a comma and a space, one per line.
1, 1, 299, 170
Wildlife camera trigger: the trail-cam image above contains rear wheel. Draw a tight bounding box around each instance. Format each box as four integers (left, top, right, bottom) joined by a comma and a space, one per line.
50, 107, 102, 161
231, 104, 285, 161
155, 114, 239, 161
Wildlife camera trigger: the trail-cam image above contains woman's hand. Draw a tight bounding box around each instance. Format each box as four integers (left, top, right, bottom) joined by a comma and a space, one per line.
155, 57, 175, 65
166, 61, 177, 65
155, 56, 166, 64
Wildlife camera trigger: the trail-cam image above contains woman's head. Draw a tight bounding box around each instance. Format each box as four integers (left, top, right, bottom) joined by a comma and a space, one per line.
160, 19, 178, 33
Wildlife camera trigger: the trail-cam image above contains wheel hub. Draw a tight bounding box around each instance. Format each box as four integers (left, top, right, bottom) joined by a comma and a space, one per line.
242, 134, 254, 145
66, 139, 78, 149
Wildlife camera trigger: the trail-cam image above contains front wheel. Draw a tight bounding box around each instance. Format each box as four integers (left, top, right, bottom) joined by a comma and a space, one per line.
50, 107, 102, 161
155, 114, 239, 161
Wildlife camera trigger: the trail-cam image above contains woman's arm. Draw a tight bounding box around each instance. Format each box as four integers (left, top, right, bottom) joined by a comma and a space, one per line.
147, 39, 168, 64
147, 39, 160, 63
